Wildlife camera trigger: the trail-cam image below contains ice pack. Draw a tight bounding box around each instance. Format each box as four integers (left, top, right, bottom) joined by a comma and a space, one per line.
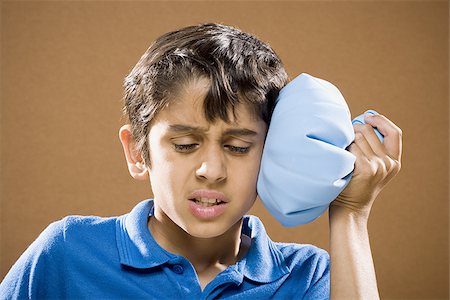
257, 73, 383, 227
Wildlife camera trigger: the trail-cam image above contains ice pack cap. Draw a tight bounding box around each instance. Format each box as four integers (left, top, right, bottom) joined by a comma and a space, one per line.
352, 110, 384, 142
257, 73, 382, 227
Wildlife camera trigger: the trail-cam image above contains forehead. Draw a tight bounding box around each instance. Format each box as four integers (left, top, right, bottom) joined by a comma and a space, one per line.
153, 77, 266, 132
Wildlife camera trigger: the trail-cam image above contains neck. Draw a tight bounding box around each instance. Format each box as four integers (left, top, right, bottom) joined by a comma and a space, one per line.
148, 207, 247, 272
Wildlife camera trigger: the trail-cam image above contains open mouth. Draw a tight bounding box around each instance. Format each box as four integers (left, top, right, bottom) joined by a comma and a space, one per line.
189, 198, 225, 207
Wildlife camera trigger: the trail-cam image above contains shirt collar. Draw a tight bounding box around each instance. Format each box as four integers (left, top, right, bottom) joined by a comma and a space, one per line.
116, 199, 174, 269
239, 216, 290, 283
116, 199, 290, 282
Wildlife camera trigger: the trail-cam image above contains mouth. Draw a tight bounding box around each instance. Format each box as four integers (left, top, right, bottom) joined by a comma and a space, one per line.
188, 189, 228, 207
188, 190, 228, 219
189, 197, 225, 207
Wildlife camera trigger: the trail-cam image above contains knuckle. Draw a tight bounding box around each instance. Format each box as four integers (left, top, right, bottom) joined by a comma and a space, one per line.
360, 157, 388, 178
353, 124, 362, 133
360, 124, 373, 134
374, 157, 387, 175
379, 114, 390, 122
382, 156, 401, 175
354, 131, 364, 141
370, 166, 379, 177
359, 159, 379, 177
382, 156, 393, 171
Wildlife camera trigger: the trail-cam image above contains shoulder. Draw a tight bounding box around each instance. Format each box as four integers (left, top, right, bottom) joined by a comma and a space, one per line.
242, 216, 329, 298
14, 214, 118, 262
61, 214, 117, 236
276, 242, 329, 274
244, 215, 329, 271
48, 214, 120, 258
276, 242, 330, 297
243, 215, 329, 279
277, 242, 329, 264
0, 214, 119, 298
31, 214, 117, 246
244, 215, 329, 267
276, 243, 329, 299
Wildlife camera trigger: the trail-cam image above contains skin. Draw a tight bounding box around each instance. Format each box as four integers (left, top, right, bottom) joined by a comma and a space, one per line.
119, 77, 403, 297
329, 114, 402, 299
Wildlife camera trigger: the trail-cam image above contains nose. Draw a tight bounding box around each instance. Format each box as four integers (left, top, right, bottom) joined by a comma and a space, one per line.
195, 146, 227, 183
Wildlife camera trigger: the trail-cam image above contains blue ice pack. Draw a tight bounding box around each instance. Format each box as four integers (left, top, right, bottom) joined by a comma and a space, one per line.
257, 73, 383, 227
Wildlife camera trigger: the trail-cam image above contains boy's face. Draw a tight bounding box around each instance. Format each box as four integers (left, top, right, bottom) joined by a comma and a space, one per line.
147, 77, 267, 238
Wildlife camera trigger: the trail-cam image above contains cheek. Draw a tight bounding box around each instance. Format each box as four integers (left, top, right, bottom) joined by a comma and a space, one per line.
148, 144, 187, 198
228, 153, 261, 195
228, 161, 259, 214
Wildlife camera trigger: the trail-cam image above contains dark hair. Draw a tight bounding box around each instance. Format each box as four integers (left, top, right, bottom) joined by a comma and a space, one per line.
123, 23, 288, 165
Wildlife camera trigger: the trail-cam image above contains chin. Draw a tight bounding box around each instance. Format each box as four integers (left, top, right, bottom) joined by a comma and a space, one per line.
181, 218, 241, 239
189, 231, 223, 239
183, 223, 229, 239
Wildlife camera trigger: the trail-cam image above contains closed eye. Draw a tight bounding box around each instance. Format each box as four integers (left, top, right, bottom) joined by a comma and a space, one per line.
173, 144, 198, 152
225, 145, 250, 154
173, 144, 250, 154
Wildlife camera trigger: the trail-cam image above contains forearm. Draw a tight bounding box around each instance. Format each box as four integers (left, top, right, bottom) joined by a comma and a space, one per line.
329, 205, 379, 300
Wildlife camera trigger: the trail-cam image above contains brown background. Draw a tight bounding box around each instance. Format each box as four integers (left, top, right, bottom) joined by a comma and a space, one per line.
1, 1, 448, 299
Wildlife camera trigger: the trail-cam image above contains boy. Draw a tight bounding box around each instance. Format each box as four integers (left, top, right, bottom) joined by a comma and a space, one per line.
0, 23, 402, 299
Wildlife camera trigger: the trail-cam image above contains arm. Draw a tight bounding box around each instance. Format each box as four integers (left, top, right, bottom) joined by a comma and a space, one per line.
329, 114, 402, 299
329, 205, 378, 299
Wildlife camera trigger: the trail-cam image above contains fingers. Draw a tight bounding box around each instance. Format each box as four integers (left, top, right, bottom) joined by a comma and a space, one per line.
353, 124, 386, 158
349, 130, 386, 177
347, 141, 368, 170
350, 113, 403, 181
364, 114, 403, 162
353, 128, 377, 159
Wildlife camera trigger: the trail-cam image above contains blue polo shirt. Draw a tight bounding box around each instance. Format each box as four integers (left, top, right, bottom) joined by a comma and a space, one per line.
1, 200, 329, 299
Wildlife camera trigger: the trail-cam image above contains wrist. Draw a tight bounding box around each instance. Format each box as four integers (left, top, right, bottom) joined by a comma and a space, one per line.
329, 204, 370, 226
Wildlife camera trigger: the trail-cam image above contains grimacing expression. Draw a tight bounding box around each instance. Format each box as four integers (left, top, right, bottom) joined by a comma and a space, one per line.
147, 77, 268, 238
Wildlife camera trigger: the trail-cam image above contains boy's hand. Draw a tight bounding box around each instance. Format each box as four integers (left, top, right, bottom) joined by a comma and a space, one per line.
331, 114, 403, 218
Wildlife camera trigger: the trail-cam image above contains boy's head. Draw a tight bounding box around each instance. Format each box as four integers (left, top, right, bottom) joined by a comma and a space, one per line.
122, 23, 288, 166
120, 23, 288, 238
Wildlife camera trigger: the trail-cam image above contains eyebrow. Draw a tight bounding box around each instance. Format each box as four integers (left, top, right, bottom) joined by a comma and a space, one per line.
168, 124, 258, 137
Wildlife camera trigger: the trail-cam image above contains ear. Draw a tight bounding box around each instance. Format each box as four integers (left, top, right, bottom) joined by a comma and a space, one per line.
118, 124, 149, 180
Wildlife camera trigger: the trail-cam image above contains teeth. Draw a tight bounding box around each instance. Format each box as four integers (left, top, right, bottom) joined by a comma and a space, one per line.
205, 197, 216, 204
194, 197, 221, 205
200, 197, 217, 204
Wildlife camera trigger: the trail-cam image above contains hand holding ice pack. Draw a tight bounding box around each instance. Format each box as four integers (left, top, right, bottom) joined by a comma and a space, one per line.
257, 73, 383, 227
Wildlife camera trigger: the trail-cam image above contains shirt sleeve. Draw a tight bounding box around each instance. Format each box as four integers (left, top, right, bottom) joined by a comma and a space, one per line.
0, 219, 66, 299
301, 250, 330, 300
